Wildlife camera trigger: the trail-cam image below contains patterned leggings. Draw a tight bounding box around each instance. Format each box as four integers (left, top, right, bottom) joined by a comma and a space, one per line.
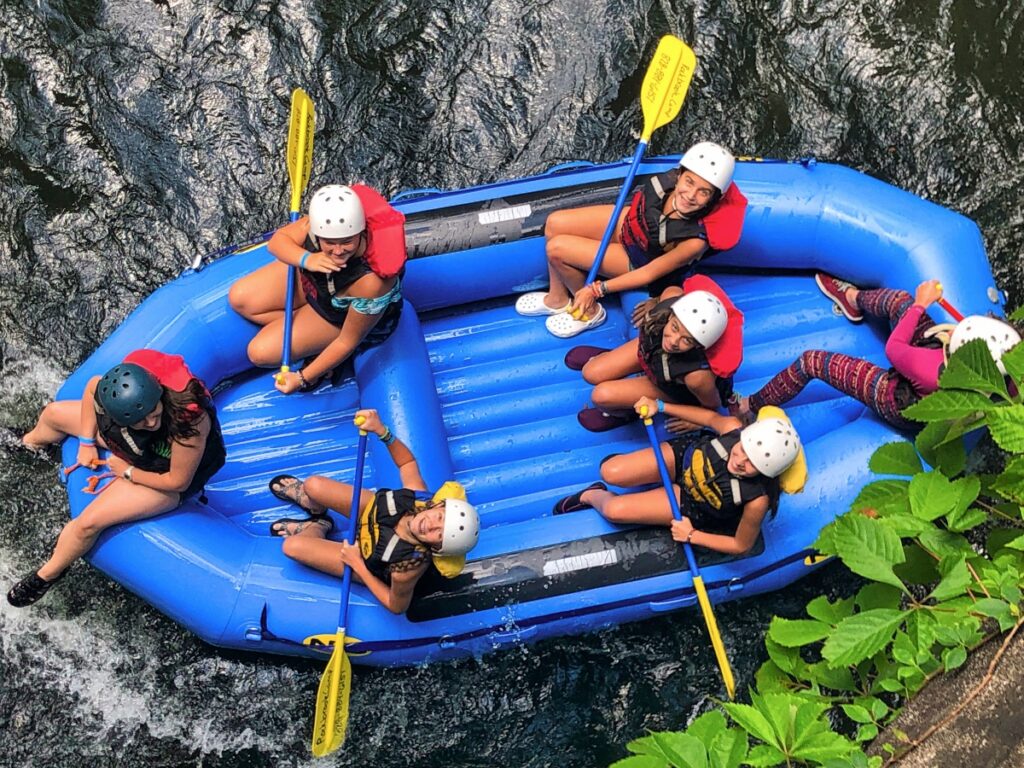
748, 289, 934, 429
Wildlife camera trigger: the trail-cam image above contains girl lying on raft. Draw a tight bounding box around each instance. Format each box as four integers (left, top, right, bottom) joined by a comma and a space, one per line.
9, 351, 226, 607
732, 276, 1022, 430
553, 397, 803, 557
566, 274, 742, 432
268, 409, 480, 615
515, 141, 747, 338
229, 184, 407, 394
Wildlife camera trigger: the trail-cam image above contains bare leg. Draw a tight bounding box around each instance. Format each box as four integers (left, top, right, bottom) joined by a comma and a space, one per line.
302, 475, 374, 520
543, 205, 630, 307
37, 481, 180, 581
23, 400, 83, 448
600, 443, 676, 487
581, 339, 643, 385
228, 259, 307, 326
246, 305, 340, 367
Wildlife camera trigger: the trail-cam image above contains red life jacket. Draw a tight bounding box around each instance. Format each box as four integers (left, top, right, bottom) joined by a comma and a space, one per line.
619, 170, 748, 267
124, 349, 204, 395
681, 275, 744, 378
352, 185, 407, 279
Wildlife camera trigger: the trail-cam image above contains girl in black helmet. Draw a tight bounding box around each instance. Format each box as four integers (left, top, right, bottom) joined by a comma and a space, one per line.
8, 350, 225, 607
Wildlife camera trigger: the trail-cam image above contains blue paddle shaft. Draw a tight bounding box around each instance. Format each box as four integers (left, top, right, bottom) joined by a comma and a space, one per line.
281, 210, 301, 369
337, 431, 369, 629
584, 140, 648, 285
643, 418, 701, 575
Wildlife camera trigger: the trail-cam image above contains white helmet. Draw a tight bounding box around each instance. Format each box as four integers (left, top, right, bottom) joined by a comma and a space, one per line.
948, 315, 1021, 375
437, 498, 480, 556
679, 141, 735, 194
308, 185, 366, 239
671, 290, 728, 348
740, 418, 801, 478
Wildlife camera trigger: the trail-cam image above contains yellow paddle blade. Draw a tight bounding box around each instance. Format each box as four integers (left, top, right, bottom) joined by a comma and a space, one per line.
640, 35, 696, 142
310, 632, 352, 757
692, 575, 737, 700
287, 87, 315, 214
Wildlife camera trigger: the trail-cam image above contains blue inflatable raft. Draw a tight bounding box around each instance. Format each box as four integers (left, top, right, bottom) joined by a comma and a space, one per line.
55, 157, 1005, 667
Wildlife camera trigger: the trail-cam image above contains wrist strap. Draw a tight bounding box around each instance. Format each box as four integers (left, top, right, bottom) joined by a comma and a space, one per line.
657, 399, 665, 414
297, 369, 309, 388
379, 427, 396, 446
299, 251, 310, 270
78, 436, 96, 446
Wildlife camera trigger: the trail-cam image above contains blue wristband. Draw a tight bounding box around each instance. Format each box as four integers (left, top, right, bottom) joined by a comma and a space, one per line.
299, 251, 310, 270
78, 435, 96, 446
657, 399, 665, 414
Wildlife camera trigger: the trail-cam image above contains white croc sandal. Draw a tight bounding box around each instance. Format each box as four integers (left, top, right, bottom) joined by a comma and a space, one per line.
545, 304, 607, 338
515, 292, 571, 317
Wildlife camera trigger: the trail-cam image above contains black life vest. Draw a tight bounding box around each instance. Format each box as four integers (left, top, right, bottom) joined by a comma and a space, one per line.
636, 298, 713, 397
620, 170, 709, 270
358, 488, 433, 584
675, 430, 772, 534
94, 351, 225, 494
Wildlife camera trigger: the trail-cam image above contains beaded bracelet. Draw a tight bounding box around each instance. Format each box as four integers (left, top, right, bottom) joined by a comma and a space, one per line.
299, 251, 310, 270
598, 280, 609, 297
78, 435, 96, 446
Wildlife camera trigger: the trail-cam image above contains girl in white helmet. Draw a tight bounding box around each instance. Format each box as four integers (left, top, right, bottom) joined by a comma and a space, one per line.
229, 184, 407, 394
267, 409, 480, 615
516, 141, 748, 338
565, 276, 743, 432
734, 277, 1021, 430
553, 399, 800, 556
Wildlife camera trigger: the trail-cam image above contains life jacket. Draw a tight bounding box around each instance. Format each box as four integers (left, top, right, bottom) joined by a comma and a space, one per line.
637, 307, 712, 393
619, 170, 747, 268
94, 351, 225, 484
676, 429, 772, 534
681, 274, 744, 378
357, 482, 468, 585
305, 185, 406, 278
358, 489, 432, 584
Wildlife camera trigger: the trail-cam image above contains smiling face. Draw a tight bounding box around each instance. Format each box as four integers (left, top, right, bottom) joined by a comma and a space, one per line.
727, 441, 760, 478
129, 400, 164, 432
661, 314, 701, 353
408, 502, 446, 549
319, 232, 363, 267
671, 169, 716, 215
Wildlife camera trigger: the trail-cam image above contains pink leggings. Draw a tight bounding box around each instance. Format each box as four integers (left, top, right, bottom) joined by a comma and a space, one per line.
748, 289, 931, 429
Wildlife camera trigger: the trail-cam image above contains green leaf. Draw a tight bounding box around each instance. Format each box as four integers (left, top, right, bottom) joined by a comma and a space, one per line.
971, 598, 1015, 631
940, 338, 1008, 398
708, 730, 748, 768
841, 704, 874, 724
929, 557, 972, 602
805, 660, 857, 691
743, 744, 787, 767
880, 513, 933, 537
894, 544, 940, 585
856, 724, 879, 742
806, 595, 856, 625
949, 476, 981, 516
1001, 338, 1024, 381
946, 506, 987, 533
918, 528, 972, 559
991, 457, 1024, 505
909, 470, 958, 521
855, 583, 903, 611
846, 480, 911, 518
822, 609, 906, 666
687, 710, 728, 746
650, 731, 707, 768
902, 389, 994, 422
915, 420, 967, 476
755, 660, 794, 693
764, 637, 806, 677
988, 405, 1024, 452
1004, 534, 1024, 552
832, 514, 907, 593
870, 697, 890, 720
768, 617, 831, 648
987, 527, 1024, 556
610, 757, 668, 768
869, 442, 922, 476
942, 645, 968, 671
722, 703, 779, 750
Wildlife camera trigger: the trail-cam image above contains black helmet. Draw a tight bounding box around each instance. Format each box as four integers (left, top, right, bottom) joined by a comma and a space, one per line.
96, 363, 162, 426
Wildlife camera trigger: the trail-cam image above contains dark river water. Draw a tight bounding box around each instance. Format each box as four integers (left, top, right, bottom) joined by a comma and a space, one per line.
1, 0, 1021, 766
